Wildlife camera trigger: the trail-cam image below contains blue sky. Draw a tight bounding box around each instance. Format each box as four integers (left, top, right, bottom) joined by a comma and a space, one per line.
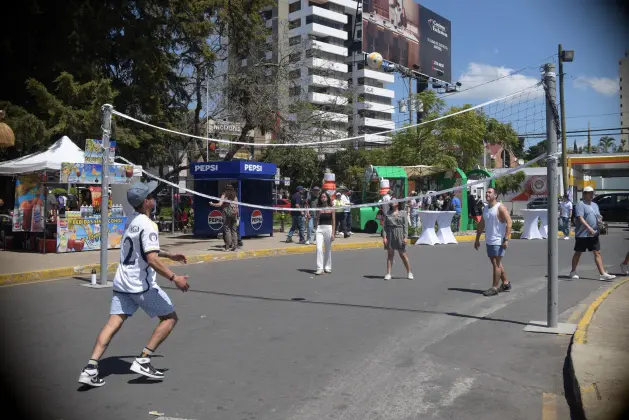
389, 0, 628, 150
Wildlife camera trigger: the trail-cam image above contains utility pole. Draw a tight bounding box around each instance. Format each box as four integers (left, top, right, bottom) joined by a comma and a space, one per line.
525, 63, 574, 335
544, 64, 559, 329
99, 105, 113, 286
558, 45, 574, 194
408, 76, 413, 124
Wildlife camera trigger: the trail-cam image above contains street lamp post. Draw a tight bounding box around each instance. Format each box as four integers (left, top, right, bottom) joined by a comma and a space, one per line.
558, 44, 574, 194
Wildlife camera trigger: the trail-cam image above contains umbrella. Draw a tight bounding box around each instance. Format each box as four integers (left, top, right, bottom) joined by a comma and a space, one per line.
0, 110, 15, 148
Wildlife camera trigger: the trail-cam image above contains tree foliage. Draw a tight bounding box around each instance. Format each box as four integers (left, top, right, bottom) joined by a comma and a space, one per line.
598, 136, 615, 153
495, 171, 526, 199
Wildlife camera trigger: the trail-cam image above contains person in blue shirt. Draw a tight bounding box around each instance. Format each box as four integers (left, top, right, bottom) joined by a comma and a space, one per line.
451, 193, 461, 232
569, 186, 615, 281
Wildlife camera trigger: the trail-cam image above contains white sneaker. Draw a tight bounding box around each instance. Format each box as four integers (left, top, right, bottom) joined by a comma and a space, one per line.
324, 268, 331, 273
315, 269, 324, 275
620, 264, 629, 275
407, 272, 414, 280
384, 274, 392, 281
569, 271, 579, 279
600, 273, 616, 281
305, 241, 310, 245
130, 358, 165, 379
564, 236, 570, 240
78, 366, 105, 387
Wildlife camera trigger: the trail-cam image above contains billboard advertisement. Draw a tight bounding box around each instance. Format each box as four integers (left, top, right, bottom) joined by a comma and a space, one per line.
362, 1, 451, 82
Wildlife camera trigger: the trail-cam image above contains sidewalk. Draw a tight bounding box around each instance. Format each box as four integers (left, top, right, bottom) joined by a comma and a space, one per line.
0, 232, 389, 285
569, 278, 629, 420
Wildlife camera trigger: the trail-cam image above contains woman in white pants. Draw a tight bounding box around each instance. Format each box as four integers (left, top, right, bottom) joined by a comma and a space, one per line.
315, 192, 336, 275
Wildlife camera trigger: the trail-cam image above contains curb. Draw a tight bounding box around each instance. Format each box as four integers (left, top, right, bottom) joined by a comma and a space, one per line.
0, 234, 483, 286
567, 277, 629, 419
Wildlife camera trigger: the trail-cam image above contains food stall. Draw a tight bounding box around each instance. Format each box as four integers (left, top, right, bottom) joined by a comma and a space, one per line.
0, 136, 140, 253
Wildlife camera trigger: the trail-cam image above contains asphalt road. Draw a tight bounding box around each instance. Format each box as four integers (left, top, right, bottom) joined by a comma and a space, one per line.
1, 228, 628, 420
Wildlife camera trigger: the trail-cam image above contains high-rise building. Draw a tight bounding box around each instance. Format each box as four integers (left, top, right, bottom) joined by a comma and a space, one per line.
620, 50, 628, 151
243, 0, 396, 150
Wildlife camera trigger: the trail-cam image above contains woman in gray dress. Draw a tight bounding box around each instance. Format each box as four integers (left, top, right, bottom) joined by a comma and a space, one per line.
382, 198, 414, 280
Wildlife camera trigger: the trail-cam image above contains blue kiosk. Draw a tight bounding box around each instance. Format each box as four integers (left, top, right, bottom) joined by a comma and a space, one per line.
191, 160, 276, 238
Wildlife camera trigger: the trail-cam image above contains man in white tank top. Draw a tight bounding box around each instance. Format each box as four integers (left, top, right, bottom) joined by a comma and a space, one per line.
474, 188, 512, 296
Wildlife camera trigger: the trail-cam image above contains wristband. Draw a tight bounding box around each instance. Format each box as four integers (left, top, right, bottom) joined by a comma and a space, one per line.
169, 273, 176, 282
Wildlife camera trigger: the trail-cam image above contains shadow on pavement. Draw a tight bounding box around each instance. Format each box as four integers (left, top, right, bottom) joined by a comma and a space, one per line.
161, 286, 528, 326
297, 269, 317, 275
447, 287, 486, 295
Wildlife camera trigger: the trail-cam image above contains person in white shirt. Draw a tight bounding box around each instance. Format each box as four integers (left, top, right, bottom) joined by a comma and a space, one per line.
474, 188, 513, 296
559, 193, 573, 239
78, 181, 190, 388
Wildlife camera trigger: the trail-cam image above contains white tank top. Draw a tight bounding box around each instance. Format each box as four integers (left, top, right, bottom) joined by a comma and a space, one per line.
483, 202, 506, 246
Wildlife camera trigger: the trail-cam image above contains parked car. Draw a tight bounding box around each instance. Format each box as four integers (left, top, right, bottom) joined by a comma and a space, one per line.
592, 193, 629, 223
526, 197, 560, 210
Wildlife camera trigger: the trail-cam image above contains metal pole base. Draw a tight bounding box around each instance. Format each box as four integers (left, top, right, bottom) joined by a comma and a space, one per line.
80, 282, 113, 289
523, 320, 576, 335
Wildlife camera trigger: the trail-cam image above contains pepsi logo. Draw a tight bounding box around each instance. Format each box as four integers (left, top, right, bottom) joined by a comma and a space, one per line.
208, 209, 224, 231
251, 209, 263, 231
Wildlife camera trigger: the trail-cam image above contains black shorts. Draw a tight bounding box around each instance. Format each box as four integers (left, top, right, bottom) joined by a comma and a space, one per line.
574, 236, 600, 252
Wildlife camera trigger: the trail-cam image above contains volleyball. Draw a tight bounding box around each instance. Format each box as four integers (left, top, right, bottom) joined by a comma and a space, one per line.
366, 52, 383, 69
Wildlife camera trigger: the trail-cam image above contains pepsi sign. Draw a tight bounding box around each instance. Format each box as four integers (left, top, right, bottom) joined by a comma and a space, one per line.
251, 209, 263, 231
244, 164, 263, 172
208, 209, 224, 231
194, 164, 219, 172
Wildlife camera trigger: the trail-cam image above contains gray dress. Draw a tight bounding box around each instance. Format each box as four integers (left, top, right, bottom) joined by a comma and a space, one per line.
382, 210, 409, 251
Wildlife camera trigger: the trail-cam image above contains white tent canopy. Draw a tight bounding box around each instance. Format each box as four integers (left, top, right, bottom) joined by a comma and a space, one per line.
0, 136, 84, 175
0, 136, 142, 177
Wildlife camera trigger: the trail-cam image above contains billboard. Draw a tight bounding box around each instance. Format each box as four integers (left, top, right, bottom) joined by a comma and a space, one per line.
362, 0, 451, 82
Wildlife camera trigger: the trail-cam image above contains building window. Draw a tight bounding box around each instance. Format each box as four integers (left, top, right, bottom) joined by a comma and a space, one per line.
289, 19, 301, 29
289, 35, 301, 46
289, 52, 301, 63
289, 2, 301, 13
289, 69, 301, 79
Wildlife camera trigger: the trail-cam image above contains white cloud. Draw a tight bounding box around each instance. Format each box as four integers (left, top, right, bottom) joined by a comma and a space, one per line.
573, 76, 619, 96
453, 63, 542, 101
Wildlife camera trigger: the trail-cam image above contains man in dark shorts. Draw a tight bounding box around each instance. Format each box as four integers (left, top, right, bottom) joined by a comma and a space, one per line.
569, 186, 615, 281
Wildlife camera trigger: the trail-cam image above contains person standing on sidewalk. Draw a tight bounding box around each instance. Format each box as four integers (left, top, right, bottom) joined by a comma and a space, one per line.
210, 184, 239, 251
286, 186, 306, 244
78, 181, 190, 388
382, 198, 413, 280
569, 186, 616, 281
305, 186, 321, 245
559, 193, 573, 239
451, 193, 461, 232
474, 187, 512, 296
314, 192, 335, 275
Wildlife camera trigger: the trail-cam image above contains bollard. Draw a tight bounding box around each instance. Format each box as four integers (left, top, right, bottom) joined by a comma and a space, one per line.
91, 269, 97, 286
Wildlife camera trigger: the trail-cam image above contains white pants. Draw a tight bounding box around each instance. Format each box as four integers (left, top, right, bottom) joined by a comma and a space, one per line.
316, 225, 333, 271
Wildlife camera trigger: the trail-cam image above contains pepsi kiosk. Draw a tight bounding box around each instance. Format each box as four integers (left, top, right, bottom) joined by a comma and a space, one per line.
191, 161, 276, 238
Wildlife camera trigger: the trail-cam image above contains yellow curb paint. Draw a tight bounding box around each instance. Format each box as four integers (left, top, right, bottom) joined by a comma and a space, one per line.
0, 235, 484, 287
573, 277, 629, 344
541, 393, 558, 420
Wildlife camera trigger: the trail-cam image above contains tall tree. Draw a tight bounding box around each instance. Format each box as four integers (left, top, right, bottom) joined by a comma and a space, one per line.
573, 139, 578, 153
598, 136, 615, 153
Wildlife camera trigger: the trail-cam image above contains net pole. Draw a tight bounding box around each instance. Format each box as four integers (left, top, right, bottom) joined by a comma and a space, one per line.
543, 64, 559, 328
99, 105, 113, 285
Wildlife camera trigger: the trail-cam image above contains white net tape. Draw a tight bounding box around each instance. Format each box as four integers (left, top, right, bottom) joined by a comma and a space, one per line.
117, 153, 548, 213
108, 83, 542, 148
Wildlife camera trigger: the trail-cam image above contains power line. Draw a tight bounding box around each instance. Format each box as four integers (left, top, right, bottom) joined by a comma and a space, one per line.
565, 112, 621, 119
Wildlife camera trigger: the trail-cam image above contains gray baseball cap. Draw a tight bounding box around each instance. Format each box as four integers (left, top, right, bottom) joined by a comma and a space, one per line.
127, 181, 158, 208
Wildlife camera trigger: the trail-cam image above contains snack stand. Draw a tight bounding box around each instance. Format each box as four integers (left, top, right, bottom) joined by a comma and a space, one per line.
0, 136, 140, 254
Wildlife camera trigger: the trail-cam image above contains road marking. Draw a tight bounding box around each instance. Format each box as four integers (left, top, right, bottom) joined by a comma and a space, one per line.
542, 392, 558, 420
